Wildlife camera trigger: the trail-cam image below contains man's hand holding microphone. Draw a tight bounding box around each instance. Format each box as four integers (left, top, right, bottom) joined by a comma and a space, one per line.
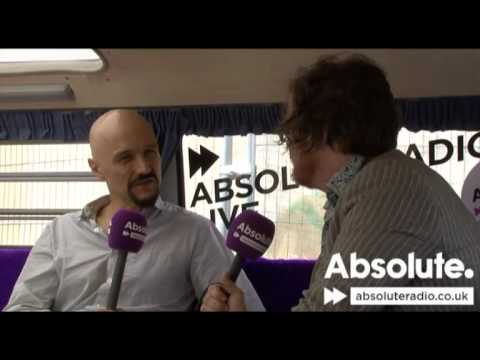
200, 210, 275, 312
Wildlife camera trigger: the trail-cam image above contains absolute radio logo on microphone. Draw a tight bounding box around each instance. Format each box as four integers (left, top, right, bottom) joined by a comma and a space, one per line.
233, 222, 271, 253
121, 221, 147, 241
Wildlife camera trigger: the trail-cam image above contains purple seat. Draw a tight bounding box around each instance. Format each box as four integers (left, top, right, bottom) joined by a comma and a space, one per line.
243, 258, 314, 311
0, 247, 314, 312
0, 247, 31, 311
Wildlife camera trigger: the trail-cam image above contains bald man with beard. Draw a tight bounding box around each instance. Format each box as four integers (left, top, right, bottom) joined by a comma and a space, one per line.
4, 110, 264, 312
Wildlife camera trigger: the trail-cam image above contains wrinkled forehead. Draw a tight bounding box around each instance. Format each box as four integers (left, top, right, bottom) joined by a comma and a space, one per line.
110, 124, 158, 153
112, 119, 156, 142
90, 114, 158, 159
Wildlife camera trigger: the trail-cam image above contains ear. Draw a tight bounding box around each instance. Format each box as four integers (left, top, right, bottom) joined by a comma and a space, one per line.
88, 158, 105, 181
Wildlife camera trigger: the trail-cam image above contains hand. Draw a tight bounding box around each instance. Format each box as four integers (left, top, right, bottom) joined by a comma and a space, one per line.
200, 273, 247, 312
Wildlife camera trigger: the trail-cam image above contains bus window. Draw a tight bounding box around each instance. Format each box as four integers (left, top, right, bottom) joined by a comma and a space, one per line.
182, 129, 480, 260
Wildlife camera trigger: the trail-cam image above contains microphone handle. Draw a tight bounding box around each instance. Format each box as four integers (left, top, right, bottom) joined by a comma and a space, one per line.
106, 250, 128, 311
227, 254, 245, 282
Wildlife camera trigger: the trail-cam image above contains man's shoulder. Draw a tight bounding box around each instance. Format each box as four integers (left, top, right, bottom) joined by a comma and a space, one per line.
157, 202, 223, 249
342, 149, 464, 218
364, 150, 427, 174
160, 201, 213, 227
354, 150, 444, 189
341, 150, 446, 210
53, 210, 83, 225
41, 210, 85, 237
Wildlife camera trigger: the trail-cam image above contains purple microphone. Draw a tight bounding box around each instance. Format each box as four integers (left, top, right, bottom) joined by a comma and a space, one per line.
106, 209, 147, 311
225, 210, 275, 281
192, 210, 275, 311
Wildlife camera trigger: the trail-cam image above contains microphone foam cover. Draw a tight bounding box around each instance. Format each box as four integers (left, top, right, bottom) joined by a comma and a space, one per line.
226, 210, 275, 259
108, 209, 147, 253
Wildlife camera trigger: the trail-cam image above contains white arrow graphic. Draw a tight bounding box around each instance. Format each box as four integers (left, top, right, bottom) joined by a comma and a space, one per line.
324, 287, 347, 305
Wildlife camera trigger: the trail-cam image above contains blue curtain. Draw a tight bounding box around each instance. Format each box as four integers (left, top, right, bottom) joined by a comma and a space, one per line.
397, 96, 480, 132
0, 104, 282, 173
1, 97, 480, 172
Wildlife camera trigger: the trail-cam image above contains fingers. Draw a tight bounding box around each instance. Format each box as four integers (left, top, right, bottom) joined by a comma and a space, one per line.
218, 274, 247, 311
200, 297, 228, 312
200, 284, 229, 312
219, 273, 243, 297
200, 274, 247, 312
208, 284, 229, 303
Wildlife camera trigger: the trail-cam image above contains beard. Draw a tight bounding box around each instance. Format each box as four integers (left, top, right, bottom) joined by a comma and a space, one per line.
127, 173, 160, 208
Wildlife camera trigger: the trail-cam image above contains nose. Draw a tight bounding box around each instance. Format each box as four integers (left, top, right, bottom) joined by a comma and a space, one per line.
134, 156, 151, 175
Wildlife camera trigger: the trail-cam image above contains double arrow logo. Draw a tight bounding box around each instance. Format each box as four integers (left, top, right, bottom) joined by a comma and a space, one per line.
188, 146, 219, 178
324, 288, 347, 305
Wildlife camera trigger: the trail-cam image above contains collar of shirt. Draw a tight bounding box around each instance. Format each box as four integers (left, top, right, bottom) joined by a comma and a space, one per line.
79, 195, 165, 230
323, 155, 366, 220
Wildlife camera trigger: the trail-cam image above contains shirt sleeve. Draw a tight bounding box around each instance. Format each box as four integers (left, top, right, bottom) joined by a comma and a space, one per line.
3, 223, 59, 312
189, 219, 265, 311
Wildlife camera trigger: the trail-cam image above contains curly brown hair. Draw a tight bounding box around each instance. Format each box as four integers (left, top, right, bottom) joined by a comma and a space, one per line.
277, 53, 400, 157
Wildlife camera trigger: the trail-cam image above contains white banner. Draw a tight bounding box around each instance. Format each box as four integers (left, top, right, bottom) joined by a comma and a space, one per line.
349, 287, 474, 306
